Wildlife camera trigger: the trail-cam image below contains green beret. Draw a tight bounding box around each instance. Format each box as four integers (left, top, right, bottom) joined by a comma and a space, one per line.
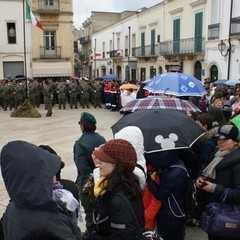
80, 112, 96, 124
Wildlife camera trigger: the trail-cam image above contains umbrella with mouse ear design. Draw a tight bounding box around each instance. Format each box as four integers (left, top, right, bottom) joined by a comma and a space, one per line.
111, 109, 205, 153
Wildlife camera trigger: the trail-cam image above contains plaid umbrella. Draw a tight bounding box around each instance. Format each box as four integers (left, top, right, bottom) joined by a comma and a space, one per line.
120, 96, 201, 113
112, 109, 205, 153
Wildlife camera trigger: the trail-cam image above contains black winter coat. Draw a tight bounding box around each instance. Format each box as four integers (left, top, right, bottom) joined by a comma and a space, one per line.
92, 189, 144, 240
207, 148, 240, 204
0, 141, 82, 240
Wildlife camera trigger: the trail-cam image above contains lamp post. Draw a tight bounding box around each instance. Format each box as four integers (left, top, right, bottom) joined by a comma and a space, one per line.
127, 26, 131, 82
94, 38, 96, 77
112, 32, 115, 74
217, 0, 233, 80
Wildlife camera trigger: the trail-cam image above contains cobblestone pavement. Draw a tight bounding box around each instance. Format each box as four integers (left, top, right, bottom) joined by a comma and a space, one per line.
0, 104, 207, 239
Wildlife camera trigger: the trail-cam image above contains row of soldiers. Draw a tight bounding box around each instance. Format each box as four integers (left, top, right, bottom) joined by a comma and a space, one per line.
0, 78, 104, 113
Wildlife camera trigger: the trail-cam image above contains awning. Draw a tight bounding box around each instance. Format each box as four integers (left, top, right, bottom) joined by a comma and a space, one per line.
32, 61, 72, 77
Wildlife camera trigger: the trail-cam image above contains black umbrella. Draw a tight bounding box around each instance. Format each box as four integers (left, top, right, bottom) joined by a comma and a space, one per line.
111, 109, 205, 153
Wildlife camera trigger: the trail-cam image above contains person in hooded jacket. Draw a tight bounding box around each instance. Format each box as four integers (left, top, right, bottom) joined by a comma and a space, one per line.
92, 126, 147, 189
0, 140, 82, 240
114, 126, 146, 189
146, 150, 189, 240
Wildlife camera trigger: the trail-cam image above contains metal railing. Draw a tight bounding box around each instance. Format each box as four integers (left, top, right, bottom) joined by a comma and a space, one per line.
39, 0, 59, 11
230, 16, 240, 36
132, 44, 159, 57
40, 46, 61, 58
80, 36, 91, 44
208, 23, 220, 40
160, 37, 205, 55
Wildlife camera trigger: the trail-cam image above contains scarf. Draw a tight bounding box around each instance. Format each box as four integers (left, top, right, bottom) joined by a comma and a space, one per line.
94, 176, 108, 197
202, 150, 230, 179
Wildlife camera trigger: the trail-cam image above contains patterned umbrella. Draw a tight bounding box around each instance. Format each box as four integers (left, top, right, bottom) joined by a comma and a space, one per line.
120, 96, 201, 113
112, 109, 205, 153
143, 73, 207, 97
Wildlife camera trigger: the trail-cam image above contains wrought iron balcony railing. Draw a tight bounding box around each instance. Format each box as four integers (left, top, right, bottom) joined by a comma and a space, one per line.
208, 23, 220, 40
132, 44, 159, 57
109, 50, 123, 58
40, 46, 61, 58
80, 36, 91, 44
160, 37, 205, 55
38, 0, 60, 12
230, 16, 240, 36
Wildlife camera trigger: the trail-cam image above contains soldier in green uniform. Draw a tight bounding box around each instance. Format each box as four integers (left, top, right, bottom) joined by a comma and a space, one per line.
80, 79, 91, 109
91, 79, 103, 108
35, 79, 42, 108
68, 80, 79, 109
43, 80, 53, 117
0, 81, 5, 109
28, 81, 37, 107
3, 80, 14, 111
56, 80, 67, 109
14, 81, 25, 108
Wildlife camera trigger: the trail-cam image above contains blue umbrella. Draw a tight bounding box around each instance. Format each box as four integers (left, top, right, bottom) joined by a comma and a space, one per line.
225, 80, 240, 87
214, 79, 228, 86
143, 72, 207, 97
102, 74, 118, 80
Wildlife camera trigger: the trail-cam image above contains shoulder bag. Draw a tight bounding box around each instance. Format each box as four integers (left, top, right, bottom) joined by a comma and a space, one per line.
200, 189, 240, 238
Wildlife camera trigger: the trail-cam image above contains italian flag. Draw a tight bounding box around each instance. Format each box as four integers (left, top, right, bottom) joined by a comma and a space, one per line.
26, 0, 43, 30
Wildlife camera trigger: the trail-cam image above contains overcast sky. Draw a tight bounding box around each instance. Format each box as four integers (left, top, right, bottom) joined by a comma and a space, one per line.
73, 0, 161, 28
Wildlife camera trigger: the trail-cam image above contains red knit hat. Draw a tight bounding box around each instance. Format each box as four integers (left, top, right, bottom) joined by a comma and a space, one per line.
93, 139, 137, 171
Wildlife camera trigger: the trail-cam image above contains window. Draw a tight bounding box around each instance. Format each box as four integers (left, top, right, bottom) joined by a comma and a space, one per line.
7, 23, 16, 44
45, 0, 54, 5
157, 35, 160, 43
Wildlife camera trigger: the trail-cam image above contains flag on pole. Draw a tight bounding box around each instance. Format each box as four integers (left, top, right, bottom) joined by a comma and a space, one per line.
26, 0, 43, 30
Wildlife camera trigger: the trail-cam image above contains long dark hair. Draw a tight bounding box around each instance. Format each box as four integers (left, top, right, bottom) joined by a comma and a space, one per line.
100, 165, 142, 199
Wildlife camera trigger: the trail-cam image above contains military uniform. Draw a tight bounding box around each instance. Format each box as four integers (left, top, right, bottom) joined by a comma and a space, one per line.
80, 80, 91, 109
68, 81, 79, 109
28, 81, 37, 107
56, 81, 67, 109
14, 83, 25, 108
3, 82, 14, 111
92, 81, 103, 108
0, 82, 5, 109
43, 82, 53, 117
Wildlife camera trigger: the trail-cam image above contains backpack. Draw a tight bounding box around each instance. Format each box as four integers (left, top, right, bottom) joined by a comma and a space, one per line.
169, 164, 197, 222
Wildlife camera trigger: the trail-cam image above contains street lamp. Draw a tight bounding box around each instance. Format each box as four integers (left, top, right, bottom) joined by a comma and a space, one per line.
218, 40, 229, 57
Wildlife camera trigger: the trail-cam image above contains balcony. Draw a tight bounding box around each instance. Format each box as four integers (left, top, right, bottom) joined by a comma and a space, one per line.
159, 37, 205, 56
80, 36, 91, 45
40, 46, 61, 58
230, 16, 240, 36
38, 0, 60, 13
208, 23, 220, 40
132, 44, 159, 58
109, 50, 123, 58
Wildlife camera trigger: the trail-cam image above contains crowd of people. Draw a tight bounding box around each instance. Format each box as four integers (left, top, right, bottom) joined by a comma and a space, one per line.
1, 76, 240, 240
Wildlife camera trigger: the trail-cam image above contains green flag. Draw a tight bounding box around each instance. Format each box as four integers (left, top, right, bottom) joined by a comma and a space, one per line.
26, 0, 31, 20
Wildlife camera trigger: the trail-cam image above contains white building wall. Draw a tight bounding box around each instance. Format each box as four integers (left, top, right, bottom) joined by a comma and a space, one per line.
92, 15, 138, 81
206, 0, 240, 80
0, 0, 32, 79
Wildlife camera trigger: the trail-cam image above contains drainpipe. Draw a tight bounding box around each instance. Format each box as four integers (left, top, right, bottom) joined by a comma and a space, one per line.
227, 0, 233, 79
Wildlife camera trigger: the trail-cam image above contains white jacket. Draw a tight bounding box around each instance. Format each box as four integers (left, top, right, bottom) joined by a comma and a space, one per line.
114, 126, 146, 189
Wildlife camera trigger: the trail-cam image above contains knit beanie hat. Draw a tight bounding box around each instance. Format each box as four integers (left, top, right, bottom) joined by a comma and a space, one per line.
80, 112, 96, 124
93, 139, 137, 171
